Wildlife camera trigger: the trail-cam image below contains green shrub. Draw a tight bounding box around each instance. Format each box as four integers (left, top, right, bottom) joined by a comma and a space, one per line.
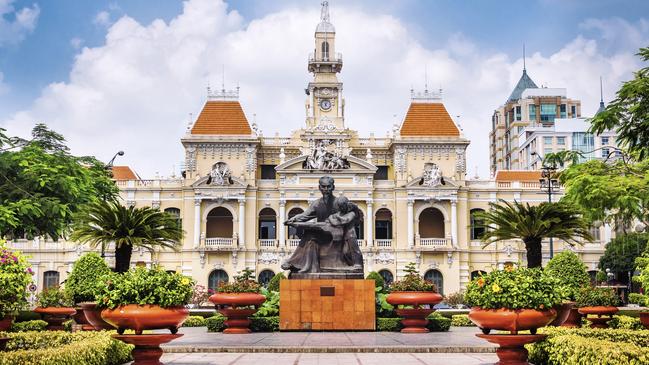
366, 272, 385, 289
217, 268, 261, 293
62, 319, 73, 332
10, 320, 47, 332
266, 272, 286, 292
65, 252, 111, 304
575, 286, 620, 307
451, 314, 475, 327
254, 288, 279, 317
14, 311, 40, 322
544, 251, 590, 301
389, 263, 436, 292
35, 286, 73, 308
444, 291, 465, 307
629, 293, 648, 306
376, 317, 402, 331
181, 316, 206, 327
205, 314, 225, 332
426, 312, 451, 332
250, 316, 279, 332
0, 242, 33, 318
0, 331, 132, 365
609, 315, 644, 330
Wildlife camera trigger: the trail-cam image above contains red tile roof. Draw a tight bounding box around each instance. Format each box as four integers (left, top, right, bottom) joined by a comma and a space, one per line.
190, 101, 252, 135
400, 102, 460, 137
111, 166, 137, 180
495, 170, 542, 181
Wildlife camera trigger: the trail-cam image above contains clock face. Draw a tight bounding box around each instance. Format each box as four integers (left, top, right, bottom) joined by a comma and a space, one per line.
320, 99, 332, 111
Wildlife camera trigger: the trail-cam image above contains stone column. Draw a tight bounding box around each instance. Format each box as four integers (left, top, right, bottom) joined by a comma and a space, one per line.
366, 200, 373, 247
238, 198, 246, 248
407, 199, 414, 249
451, 200, 458, 247
278, 199, 286, 247
193, 199, 201, 249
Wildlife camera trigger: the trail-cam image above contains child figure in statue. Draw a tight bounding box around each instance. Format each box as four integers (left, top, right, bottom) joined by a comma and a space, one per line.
327, 196, 364, 270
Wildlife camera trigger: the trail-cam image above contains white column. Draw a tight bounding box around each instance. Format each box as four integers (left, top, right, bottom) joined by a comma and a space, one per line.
193, 199, 201, 248
366, 200, 373, 247
451, 200, 458, 247
278, 200, 286, 247
407, 199, 414, 248
238, 198, 246, 248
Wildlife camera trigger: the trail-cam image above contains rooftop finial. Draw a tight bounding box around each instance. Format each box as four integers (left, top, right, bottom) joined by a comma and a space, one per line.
424, 65, 429, 93
221, 64, 225, 92
320, 1, 330, 23
600, 76, 604, 103
523, 43, 526, 72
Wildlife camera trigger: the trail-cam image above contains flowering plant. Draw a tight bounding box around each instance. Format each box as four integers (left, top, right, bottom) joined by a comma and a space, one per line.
217, 268, 261, 293
388, 262, 437, 292
0, 241, 34, 317
464, 267, 562, 310
190, 284, 210, 306
36, 286, 74, 308
95, 266, 195, 309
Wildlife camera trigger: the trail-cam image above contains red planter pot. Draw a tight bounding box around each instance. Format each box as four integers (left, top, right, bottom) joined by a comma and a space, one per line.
73, 307, 95, 331
640, 312, 649, 330
476, 334, 547, 365
578, 306, 619, 329
80, 302, 114, 331
468, 307, 557, 335
113, 334, 183, 365
0, 316, 13, 332
550, 302, 575, 327
101, 304, 189, 335
210, 293, 266, 334
386, 291, 443, 333
34, 307, 77, 330
561, 307, 582, 328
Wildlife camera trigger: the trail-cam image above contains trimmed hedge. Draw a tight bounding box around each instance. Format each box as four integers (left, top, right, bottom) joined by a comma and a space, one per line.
377, 318, 402, 331
528, 327, 649, 365
451, 314, 475, 327
205, 314, 226, 332
0, 331, 132, 365
609, 315, 644, 330
182, 316, 207, 327
250, 316, 279, 332
10, 320, 47, 332
376, 313, 450, 332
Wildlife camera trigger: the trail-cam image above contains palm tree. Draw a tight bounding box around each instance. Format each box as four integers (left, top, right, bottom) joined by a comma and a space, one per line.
476, 200, 592, 268
71, 201, 183, 273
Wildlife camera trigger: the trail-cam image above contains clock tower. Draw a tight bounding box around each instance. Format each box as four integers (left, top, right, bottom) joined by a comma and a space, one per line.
305, 1, 345, 131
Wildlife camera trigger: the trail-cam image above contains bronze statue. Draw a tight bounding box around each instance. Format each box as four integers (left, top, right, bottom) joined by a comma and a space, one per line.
281, 176, 364, 278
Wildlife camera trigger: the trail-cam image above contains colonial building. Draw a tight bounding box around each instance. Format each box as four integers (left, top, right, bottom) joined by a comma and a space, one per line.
9, 2, 610, 296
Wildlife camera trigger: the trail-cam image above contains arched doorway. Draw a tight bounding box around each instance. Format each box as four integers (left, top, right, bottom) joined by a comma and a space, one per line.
208, 269, 229, 292
287, 208, 304, 239
470, 270, 487, 280
259, 208, 277, 240
424, 269, 444, 295
375, 208, 392, 240
43, 271, 60, 289
258, 270, 275, 287
419, 208, 445, 238
378, 269, 394, 286
206, 207, 233, 238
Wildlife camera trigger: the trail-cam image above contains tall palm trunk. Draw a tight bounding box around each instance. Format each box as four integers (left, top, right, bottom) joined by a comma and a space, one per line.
524, 238, 543, 268
114, 244, 133, 273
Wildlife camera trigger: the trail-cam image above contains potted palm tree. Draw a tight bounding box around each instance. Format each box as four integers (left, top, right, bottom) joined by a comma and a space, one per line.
576, 286, 620, 328
209, 268, 266, 334
0, 242, 33, 331
385, 262, 443, 333
34, 286, 76, 330
65, 252, 113, 330
476, 200, 592, 268
70, 200, 183, 273
544, 251, 591, 327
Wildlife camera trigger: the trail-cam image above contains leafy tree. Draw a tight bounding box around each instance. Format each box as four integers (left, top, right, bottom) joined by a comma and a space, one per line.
545, 251, 591, 301
477, 200, 593, 268
0, 124, 118, 240
599, 233, 648, 283
70, 201, 183, 273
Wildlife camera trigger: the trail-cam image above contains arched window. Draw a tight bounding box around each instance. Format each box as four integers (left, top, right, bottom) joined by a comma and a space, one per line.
258, 270, 275, 287
164, 207, 182, 230
287, 208, 304, 239
259, 208, 277, 239
321, 41, 330, 60
208, 269, 229, 292
43, 271, 60, 289
206, 207, 233, 238
470, 209, 486, 240
418, 208, 445, 238
375, 208, 392, 240
424, 269, 444, 295
378, 269, 394, 286
470, 270, 487, 280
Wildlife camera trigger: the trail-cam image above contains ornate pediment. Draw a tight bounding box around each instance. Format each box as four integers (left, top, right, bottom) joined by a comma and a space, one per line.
191, 174, 247, 189
405, 175, 459, 189
276, 154, 377, 174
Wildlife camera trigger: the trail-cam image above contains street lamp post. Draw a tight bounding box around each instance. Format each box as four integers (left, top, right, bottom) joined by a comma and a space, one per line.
539, 165, 560, 259
101, 150, 125, 258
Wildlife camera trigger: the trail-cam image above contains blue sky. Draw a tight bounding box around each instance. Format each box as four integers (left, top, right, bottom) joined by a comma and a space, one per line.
1, 0, 648, 177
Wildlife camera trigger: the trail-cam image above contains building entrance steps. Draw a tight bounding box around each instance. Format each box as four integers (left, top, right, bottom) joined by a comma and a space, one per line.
160, 327, 497, 353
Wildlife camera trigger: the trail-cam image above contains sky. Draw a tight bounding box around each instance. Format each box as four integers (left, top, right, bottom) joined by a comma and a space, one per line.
1, 0, 648, 178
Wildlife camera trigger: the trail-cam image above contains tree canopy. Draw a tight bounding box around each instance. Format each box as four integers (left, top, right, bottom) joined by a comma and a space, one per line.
0, 124, 118, 240
599, 232, 648, 274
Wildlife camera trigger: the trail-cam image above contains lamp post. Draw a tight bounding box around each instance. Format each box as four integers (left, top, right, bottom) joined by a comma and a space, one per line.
101, 150, 125, 258
538, 165, 560, 259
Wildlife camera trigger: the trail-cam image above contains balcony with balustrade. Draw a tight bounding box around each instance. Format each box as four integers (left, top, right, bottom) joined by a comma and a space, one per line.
416, 237, 452, 250
258, 239, 278, 249
204, 237, 236, 250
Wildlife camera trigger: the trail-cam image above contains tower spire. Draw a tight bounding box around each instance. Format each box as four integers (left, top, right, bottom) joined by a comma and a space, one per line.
597, 76, 606, 114
523, 43, 526, 72
320, 1, 330, 23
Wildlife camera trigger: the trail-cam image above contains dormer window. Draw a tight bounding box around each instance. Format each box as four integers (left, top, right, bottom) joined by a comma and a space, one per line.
321, 41, 329, 60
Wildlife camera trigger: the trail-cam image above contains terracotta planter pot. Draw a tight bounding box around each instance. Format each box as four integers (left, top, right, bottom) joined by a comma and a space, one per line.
113, 333, 182, 365
468, 307, 557, 335
210, 293, 266, 334
34, 307, 77, 330
561, 307, 582, 328
476, 334, 547, 365
640, 312, 649, 330
73, 307, 95, 331
578, 306, 619, 329
386, 291, 443, 333
550, 302, 575, 326
80, 302, 114, 331
0, 315, 13, 332
101, 304, 189, 335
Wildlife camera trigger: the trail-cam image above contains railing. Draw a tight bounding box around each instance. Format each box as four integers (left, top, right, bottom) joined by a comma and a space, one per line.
521, 181, 541, 188
287, 239, 301, 248
258, 239, 277, 248
308, 52, 343, 63
261, 137, 292, 146
205, 237, 234, 248
375, 239, 392, 248
356, 239, 366, 247
497, 182, 512, 188
418, 238, 450, 247
357, 138, 390, 146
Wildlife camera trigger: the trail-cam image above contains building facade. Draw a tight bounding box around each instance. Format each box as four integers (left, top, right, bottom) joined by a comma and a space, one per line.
9, 3, 610, 296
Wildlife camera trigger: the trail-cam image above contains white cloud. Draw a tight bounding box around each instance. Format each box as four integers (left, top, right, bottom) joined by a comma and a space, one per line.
1, 0, 647, 178
93, 10, 111, 27
0, 0, 39, 46
70, 37, 84, 49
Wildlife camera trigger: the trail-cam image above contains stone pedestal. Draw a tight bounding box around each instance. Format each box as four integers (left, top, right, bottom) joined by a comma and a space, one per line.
280, 279, 375, 330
